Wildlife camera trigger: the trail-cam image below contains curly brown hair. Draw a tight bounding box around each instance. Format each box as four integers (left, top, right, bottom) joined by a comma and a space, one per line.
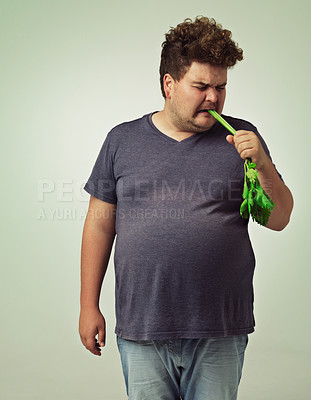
159, 16, 244, 98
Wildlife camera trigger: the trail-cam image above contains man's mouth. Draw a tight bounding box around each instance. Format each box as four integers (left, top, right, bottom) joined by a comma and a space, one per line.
197, 108, 215, 114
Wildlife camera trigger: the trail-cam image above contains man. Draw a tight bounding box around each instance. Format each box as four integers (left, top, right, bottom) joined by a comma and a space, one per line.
79, 16, 293, 400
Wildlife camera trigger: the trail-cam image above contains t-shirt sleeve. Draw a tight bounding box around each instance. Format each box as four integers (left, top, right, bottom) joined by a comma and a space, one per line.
84, 132, 117, 204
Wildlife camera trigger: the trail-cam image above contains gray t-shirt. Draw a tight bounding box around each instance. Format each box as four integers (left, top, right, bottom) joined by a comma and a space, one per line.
84, 112, 279, 340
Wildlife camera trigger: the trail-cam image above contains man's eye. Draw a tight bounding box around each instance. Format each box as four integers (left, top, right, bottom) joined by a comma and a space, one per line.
194, 86, 225, 91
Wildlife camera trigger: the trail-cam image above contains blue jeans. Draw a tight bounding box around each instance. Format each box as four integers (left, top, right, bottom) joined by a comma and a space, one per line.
117, 335, 248, 400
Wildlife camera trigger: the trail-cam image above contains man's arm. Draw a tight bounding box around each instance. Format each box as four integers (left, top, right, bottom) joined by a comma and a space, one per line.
256, 158, 293, 230
79, 195, 116, 356
226, 131, 293, 231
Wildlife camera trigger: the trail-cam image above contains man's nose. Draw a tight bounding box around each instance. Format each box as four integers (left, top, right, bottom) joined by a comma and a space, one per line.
204, 87, 218, 103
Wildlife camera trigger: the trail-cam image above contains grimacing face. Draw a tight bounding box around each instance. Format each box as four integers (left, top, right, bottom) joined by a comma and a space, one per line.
165, 62, 227, 133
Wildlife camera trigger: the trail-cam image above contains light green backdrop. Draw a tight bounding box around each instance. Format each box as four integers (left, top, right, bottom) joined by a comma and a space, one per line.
1, 0, 310, 399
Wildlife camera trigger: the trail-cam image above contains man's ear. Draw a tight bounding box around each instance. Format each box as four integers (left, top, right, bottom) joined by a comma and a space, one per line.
163, 74, 174, 99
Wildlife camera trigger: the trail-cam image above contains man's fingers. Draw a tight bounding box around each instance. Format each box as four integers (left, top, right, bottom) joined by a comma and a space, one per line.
236, 141, 253, 154
80, 334, 102, 356
98, 328, 106, 347
226, 134, 234, 144
85, 337, 102, 356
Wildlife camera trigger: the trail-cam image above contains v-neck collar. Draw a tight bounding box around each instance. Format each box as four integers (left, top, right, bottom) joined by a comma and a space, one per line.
147, 111, 215, 144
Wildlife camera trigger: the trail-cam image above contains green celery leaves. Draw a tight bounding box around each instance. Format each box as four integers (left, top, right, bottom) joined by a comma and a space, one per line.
240, 159, 275, 226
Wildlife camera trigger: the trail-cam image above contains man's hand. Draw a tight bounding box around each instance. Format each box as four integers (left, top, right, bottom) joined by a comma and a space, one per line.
226, 129, 293, 230
79, 307, 106, 356
226, 130, 269, 171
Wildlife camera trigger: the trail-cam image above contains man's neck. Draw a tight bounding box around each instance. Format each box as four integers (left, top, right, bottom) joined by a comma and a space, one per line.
151, 110, 197, 142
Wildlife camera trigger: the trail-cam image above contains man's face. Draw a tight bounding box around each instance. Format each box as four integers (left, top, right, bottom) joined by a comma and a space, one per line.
166, 62, 227, 133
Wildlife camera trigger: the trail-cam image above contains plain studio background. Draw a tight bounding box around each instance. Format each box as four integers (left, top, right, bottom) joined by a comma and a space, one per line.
0, 0, 310, 399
